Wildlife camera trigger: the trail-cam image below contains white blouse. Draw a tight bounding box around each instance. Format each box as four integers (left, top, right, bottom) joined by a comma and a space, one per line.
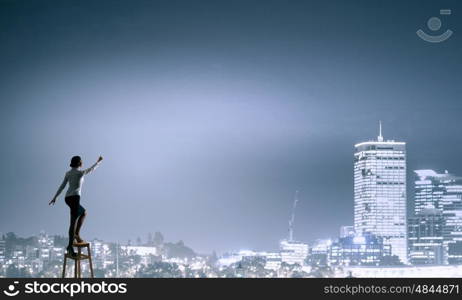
53, 161, 100, 198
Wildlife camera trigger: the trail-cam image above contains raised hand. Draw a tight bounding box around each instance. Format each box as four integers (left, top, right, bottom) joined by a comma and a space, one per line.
98, 156, 103, 162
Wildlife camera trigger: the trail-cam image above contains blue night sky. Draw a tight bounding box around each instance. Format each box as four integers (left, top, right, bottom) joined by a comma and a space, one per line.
0, 0, 461, 253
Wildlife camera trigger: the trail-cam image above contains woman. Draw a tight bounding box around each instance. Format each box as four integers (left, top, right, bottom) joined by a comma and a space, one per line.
49, 155, 103, 257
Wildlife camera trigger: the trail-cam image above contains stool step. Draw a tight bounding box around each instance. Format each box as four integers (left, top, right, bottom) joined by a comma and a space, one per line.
65, 254, 91, 260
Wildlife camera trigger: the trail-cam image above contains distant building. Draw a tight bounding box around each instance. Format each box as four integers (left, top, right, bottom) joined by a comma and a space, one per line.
217, 252, 245, 267
414, 170, 462, 264
217, 250, 282, 270
408, 208, 444, 265
414, 170, 462, 213
51, 247, 64, 262
37, 231, 54, 263
309, 239, 332, 266
92, 239, 112, 269
330, 233, 391, 266
0, 235, 5, 264
37, 231, 53, 248
414, 170, 448, 213
279, 240, 309, 265
120, 245, 158, 256
354, 123, 407, 263
120, 245, 159, 266
264, 252, 282, 270
440, 175, 462, 265
340, 226, 355, 238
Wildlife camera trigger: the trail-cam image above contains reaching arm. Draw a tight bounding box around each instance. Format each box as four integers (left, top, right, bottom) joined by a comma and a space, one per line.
49, 173, 68, 205
82, 156, 103, 175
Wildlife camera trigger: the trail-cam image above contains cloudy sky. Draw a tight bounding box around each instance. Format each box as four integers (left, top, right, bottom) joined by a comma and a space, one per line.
0, 0, 461, 253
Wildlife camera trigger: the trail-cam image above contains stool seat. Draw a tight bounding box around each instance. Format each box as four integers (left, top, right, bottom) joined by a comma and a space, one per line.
62, 242, 94, 278
73, 242, 90, 247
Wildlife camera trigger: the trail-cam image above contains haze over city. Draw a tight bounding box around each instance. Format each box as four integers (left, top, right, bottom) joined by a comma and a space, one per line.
1, 0, 461, 254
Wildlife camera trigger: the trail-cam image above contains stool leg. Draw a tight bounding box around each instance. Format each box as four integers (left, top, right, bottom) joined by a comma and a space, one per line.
87, 245, 94, 278
74, 259, 77, 278
77, 247, 82, 278
62, 255, 67, 278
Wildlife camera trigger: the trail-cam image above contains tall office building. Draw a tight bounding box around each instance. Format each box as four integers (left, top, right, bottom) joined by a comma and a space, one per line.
354, 123, 407, 263
408, 208, 444, 265
414, 170, 450, 213
413, 169, 462, 264
0, 233, 5, 264
439, 173, 462, 264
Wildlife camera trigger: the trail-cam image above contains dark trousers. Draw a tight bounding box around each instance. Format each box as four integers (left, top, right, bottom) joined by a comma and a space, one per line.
64, 195, 86, 247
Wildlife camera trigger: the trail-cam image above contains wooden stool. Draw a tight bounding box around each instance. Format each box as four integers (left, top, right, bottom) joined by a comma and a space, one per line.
62, 242, 94, 278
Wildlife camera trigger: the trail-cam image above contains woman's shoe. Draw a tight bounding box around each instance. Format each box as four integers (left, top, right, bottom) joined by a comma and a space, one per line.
74, 235, 85, 244
66, 245, 77, 257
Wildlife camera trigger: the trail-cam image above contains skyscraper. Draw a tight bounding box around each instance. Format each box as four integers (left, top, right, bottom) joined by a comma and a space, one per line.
354, 123, 407, 263
0, 233, 5, 264
413, 169, 462, 264
414, 170, 450, 213
408, 208, 444, 265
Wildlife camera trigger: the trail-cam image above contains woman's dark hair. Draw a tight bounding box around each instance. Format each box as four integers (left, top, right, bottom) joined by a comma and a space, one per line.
70, 156, 82, 168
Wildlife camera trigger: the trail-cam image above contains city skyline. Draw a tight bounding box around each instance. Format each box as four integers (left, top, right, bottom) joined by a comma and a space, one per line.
4, 121, 462, 255
1, 0, 461, 253
1, 122, 461, 253
1, 124, 460, 256
3, 145, 462, 278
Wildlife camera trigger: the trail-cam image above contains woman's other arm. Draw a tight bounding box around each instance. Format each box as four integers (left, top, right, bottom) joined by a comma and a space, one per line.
49, 173, 69, 205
